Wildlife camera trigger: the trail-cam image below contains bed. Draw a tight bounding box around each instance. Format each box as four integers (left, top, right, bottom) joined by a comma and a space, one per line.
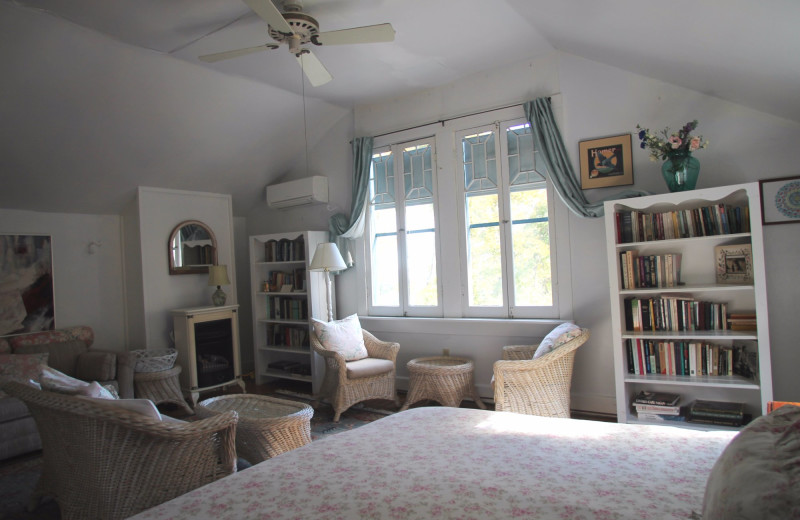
128, 406, 743, 520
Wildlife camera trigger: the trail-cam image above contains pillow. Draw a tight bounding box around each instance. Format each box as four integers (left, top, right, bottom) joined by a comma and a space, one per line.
40, 365, 116, 399
702, 405, 800, 519
14, 340, 88, 376
311, 314, 368, 361
533, 323, 582, 359
80, 397, 162, 421
0, 352, 49, 398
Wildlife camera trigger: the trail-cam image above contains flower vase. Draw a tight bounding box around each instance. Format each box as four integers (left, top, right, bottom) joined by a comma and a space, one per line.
661, 151, 700, 192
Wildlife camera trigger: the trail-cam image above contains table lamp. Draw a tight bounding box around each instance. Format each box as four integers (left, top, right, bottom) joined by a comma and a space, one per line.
208, 264, 231, 306
309, 243, 347, 321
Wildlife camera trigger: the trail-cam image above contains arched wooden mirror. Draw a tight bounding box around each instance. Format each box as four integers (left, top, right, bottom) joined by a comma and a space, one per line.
168, 220, 218, 275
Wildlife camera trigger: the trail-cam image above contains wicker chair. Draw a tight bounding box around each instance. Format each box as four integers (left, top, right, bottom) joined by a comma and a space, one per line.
311, 328, 400, 422
492, 328, 590, 418
3, 381, 238, 520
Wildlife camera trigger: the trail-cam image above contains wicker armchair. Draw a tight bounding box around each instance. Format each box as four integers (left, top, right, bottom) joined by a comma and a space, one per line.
493, 328, 590, 418
311, 329, 400, 422
3, 381, 238, 520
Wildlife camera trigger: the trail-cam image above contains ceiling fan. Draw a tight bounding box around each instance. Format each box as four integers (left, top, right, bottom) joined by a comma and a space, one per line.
199, 0, 395, 87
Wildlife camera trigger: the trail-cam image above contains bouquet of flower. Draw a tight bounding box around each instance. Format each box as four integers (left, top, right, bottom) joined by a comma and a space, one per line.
635, 120, 709, 162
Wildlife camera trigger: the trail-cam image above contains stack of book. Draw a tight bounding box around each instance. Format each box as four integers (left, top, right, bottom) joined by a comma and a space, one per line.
688, 400, 746, 427
632, 391, 685, 422
727, 313, 757, 331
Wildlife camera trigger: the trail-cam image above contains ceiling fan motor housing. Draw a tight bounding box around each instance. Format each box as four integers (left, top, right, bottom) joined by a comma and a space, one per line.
268, 11, 320, 55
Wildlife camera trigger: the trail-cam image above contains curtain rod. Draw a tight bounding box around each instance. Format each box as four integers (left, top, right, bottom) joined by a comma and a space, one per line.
369, 101, 525, 140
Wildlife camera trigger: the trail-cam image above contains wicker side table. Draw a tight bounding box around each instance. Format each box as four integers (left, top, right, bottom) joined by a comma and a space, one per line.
133, 365, 194, 415
196, 394, 313, 464
400, 356, 487, 411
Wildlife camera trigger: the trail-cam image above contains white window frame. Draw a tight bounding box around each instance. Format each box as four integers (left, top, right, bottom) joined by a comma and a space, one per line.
357, 101, 571, 321
455, 118, 558, 319
365, 137, 443, 317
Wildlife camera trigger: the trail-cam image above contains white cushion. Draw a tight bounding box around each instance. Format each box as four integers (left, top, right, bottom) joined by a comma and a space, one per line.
312, 314, 369, 361
40, 365, 116, 399
80, 396, 163, 421
533, 323, 582, 359
345, 358, 394, 379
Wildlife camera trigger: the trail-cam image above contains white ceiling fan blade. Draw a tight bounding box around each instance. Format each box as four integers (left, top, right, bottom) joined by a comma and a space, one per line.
242, 0, 294, 35
316, 23, 395, 46
297, 51, 332, 87
199, 44, 272, 63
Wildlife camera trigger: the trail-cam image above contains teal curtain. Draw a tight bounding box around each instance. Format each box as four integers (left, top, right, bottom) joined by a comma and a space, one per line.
328, 136, 373, 269
525, 98, 649, 218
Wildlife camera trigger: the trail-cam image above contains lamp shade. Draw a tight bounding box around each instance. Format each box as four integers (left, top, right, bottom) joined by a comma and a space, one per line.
208, 265, 231, 286
309, 243, 347, 272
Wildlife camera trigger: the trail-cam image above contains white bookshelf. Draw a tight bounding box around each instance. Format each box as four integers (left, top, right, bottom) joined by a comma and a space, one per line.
249, 231, 330, 394
604, 183, 773, 429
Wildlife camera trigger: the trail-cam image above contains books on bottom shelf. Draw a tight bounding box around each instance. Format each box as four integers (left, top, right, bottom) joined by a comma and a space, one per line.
633, 390, 680, 406
687, 400, 747, 427
633, 391, 685, 422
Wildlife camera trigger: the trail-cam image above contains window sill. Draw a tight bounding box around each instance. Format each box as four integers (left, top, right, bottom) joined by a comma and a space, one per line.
358, 316, 568, 337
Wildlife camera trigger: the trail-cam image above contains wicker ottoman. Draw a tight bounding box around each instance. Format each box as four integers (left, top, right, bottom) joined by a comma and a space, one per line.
196, 394, 313, 464
133, 365, 193, 415
400, 356, 487, 411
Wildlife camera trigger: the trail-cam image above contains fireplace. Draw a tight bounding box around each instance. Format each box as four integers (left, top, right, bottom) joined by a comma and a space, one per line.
171, 305, 245, 406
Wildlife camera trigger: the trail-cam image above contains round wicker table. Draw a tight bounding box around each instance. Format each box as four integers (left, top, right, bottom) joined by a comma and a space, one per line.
400, 356, 486, 411
133, 365, 194, 415
195, 394, 313, 464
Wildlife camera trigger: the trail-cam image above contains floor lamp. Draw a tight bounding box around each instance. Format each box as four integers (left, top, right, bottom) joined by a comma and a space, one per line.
309, 243, 347, 322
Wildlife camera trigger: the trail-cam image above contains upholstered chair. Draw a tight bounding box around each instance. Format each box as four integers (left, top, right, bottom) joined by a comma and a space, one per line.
3, 381, 238, 520
310, 317, 400, 422
493, 326, 590, 418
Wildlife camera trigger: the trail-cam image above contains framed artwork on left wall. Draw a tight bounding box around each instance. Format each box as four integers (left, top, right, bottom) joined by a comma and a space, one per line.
0, 234, 55, 335
579, 134, 634, 189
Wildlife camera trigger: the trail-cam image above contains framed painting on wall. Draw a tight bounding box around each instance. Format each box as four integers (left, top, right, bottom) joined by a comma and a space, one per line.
0, 234, 55, 336
759, 175, 800, 225
579, 134, 634, 189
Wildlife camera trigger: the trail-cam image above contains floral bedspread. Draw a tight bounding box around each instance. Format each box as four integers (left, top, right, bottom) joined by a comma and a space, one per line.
130, 407, 736, 520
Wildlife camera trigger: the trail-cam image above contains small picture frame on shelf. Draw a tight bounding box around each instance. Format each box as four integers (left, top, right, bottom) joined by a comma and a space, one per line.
759, 175, 800, 225
280, 284, 293, 293
715, 244, 753, 284
579, 134, 634, 189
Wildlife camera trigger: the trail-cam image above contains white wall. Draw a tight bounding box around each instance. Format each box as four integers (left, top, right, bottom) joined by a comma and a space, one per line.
337, 50, 800, 412
132, 187, 236, 349
0, 209, 126, 351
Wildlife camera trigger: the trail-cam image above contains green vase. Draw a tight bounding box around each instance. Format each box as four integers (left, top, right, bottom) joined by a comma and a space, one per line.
661, 151, 700, 192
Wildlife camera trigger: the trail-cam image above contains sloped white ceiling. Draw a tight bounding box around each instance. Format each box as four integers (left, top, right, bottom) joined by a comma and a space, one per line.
2, 0, 799, 215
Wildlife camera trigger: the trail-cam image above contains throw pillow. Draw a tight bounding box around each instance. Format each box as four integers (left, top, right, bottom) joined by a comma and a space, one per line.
40, 365, 117, 399
311, 314, 368, 361
533, 323, 582, 359
14, 340, 88, 376
0, 352, 49, 397
702, 404, 800, 519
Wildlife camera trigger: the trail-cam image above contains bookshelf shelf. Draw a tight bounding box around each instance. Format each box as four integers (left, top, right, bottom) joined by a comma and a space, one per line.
250, 231, 331, 394
604, 183, 773, 430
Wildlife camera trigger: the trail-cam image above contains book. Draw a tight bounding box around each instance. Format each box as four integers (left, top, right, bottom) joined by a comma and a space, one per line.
636, 412, 687, 422
633, 391, 680, 406
633, 403, 681, 415
690, 399, 744, 415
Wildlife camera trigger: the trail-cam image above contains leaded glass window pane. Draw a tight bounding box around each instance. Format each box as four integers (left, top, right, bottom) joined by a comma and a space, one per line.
462, 131, 498, 192
370, 151, 395, 205
403, 144, 433, 202
506, 123, 545, 186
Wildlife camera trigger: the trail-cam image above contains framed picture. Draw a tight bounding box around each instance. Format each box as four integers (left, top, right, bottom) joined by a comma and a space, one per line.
579, 134, 634, 189
715, 244, 753, 284
0, 234, 55, 335
759, 175, 800, 225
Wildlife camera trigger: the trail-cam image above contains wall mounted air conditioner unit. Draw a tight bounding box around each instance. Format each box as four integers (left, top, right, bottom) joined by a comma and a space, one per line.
266, 176, 328, 209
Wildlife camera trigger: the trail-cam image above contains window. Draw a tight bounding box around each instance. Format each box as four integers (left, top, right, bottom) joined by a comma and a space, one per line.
363, 108, 559, 319
457, 120, 555, 318
366, 138, 441, 316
